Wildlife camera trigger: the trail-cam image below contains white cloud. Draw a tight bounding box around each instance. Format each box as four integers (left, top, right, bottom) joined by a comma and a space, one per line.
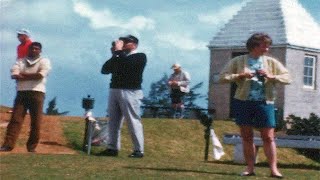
198, 1, 247, 26
123, 16, 155, 30
73, 1, 155, 31
157, 33, 207, 51
2, 0, 74, 26
0, 0, 14, 8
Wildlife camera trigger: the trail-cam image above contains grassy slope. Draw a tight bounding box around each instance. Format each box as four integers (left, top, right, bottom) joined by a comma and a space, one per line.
1, 116, 319, 179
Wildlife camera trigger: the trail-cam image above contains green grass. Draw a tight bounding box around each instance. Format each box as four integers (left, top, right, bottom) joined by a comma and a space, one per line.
1, 118, 319, 179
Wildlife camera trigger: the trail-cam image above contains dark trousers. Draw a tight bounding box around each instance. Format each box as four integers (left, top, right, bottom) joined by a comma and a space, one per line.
170, 89, 186, 118
2, 91, 45, 150
170, 89, 185, 104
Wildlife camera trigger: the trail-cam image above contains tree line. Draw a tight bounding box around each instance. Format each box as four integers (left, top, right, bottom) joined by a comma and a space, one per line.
46, 74, 206, 118
142, 74, 206, 118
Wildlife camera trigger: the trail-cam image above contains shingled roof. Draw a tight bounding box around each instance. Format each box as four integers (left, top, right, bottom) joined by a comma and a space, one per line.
209, 0, 320, 50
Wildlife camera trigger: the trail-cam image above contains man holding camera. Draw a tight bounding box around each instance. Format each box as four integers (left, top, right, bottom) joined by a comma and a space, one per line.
101, 35, 147, 158
168, 63, 190, 119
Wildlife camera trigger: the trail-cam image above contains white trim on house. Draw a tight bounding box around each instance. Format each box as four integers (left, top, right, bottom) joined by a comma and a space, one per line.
303, 55, 317, 89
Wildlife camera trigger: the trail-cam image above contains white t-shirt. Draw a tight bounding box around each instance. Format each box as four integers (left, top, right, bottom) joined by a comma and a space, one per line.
11, 57, 51, 93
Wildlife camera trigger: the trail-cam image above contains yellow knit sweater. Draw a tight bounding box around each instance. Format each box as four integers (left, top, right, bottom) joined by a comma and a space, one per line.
219, 55, 292, 102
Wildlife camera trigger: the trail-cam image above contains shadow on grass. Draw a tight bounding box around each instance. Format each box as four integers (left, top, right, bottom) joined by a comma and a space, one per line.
124, 166, 239, 176
206, 160, 320, 170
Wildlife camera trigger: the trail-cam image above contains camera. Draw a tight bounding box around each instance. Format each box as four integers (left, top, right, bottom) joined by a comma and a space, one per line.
256, 70, 265, 82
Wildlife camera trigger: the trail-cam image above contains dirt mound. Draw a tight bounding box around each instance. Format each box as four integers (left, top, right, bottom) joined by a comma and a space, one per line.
0, 112, 77, 155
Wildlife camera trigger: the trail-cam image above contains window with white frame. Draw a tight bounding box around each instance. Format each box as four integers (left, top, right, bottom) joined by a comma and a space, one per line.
303, 55, 316, 89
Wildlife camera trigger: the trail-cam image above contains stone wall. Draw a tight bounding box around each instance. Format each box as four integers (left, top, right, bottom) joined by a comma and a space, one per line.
284, 48, 320, 118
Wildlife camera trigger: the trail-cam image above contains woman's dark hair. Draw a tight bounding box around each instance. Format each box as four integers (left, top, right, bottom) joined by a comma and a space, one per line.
246, 33, 272, 51
29, 42, 42, 50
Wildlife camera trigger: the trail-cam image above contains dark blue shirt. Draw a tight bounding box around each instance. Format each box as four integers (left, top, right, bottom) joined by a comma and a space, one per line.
101, 50, 147, 89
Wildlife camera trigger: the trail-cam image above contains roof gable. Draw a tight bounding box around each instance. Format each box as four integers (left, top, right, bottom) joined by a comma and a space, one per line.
209, 0, 320, 50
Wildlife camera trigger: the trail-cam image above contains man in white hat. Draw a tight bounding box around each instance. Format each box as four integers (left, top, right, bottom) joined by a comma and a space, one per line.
16, 28, 32, 60
168, 63, 191, 119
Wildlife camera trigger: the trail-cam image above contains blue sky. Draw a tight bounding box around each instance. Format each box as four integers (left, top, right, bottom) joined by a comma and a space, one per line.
1, 0, 319, 117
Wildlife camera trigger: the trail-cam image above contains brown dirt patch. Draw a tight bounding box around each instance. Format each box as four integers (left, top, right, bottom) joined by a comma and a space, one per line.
0, 112, 77, 155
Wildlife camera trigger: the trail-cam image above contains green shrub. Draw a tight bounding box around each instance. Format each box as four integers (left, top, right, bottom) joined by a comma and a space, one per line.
286, 113, 320, 136
286, 113, 320, 162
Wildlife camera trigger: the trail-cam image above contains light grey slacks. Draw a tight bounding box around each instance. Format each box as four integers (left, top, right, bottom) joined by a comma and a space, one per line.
107, 88, 144, 152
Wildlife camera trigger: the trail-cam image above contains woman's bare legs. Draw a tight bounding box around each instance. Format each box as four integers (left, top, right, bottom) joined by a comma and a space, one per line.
260, 128, 282, 176
240, 125, 256, 173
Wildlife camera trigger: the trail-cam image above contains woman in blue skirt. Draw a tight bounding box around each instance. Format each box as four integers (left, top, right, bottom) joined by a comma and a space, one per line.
219, 33, 292, 178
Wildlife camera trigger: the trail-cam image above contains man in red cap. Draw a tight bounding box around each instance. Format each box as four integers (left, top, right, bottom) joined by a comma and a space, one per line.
16, 28, 32, 60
